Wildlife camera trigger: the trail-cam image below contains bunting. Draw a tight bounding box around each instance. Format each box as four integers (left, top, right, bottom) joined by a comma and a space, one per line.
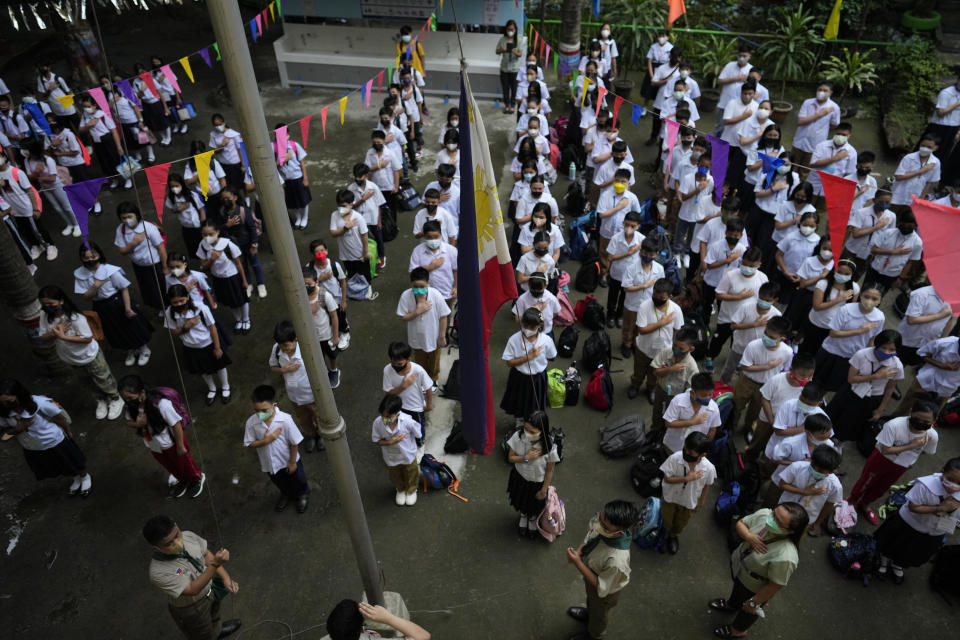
199, 47, 212, 68
338, 96, 348, 124
138, 72, 160, 101
377, 70, 384, 95
300, 114, 311, 149
116, 79, 140, 108
911, 198, 960, 314
194, 150, 215, 198
179, 57, 194, 83
819, 171, 857, 266
250, 17, 258, 42
665, 119, 680, 172
320, 105, 328, 139
705, 134, 729, 205
595, 85, 608, 116
364, 79, 373, 107
612, 95, 625, 128
145, 163, 171, 222
87, 87, 110, 116
160, 65, 181, 95
213, 42, 221, 61
275, 125, 289, 159
759, 152, 786, 188
632, 104, 644, 125
65, 178, 108, 247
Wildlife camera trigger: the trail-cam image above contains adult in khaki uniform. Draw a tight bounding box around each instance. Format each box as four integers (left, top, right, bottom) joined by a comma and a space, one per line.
565, 500, 639, 640
144, 515, 242, 640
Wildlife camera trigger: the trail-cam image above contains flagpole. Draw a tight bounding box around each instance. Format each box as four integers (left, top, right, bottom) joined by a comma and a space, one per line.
205, 0, 385, 607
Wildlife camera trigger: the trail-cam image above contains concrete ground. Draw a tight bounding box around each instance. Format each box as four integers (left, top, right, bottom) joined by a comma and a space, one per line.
0, 8, 957, 640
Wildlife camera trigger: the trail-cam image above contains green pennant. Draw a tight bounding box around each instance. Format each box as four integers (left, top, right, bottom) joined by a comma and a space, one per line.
553, 51, 559, 73
275, 0, 282, 19
213, 42, 221, 61
430, 12, 437, 31
387, 62, 394, 83
572, 70, 579, 90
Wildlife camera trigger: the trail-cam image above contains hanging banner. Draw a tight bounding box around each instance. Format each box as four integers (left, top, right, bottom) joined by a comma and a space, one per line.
595, 85, 608, 116
665, 118, 681, 173
87, 87, 111, 116
160, 65, 181, 95
275, 125, 289, 159
138, 72, 160, 101
612, 94, 625, 128
179, 57, 194, 83
194, 150, 215, 198
705, 134, 729, 205
759, 152, 786, 188
377, 70, 384, 94
250, 17, 258, 42
819, 171, 857, 266
198, 47, 212, 68
364, 79, 373, 107
911, 197, 960, 314
631, 104, 644, 125
116, 79, 140, 108
145, 163, 171, 222
320, 105, 328, 139
338, 95, 348, 124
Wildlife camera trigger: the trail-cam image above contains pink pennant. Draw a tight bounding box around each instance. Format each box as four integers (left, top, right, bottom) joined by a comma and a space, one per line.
255, 13, 262, 36
665, 119, 681, 172
544, 44, 551, 65
377, 70, 384, 94
299, 114, 311, 150
87, 87, 111, 116
364, 79, 373, 107
138, 72, 160, 101
612, 95, 625, 128
160, 64, 181, 95
595, 85, 608, 116
145, 163, 171, 223
320, 106, 328, 140
275, 125, 288, 160
420, 24, 426, 42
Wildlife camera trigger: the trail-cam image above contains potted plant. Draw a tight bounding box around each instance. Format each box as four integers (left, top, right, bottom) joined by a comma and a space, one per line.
820, 47, 879, 118
901, 0, 941, 31
605, 0, 667, 99
759, 3, 824, 123
689, 34, 739, 113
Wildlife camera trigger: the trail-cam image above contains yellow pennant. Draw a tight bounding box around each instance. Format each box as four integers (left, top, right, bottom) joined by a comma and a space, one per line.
56, 94, 75, 109
269, 1, 275, 21
580, 78, 591, 107
339, 95, 348, 125
194, 150, 215, 198
179, 56, 194, 83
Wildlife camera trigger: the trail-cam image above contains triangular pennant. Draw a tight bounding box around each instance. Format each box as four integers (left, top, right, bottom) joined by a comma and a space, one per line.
580, 77, 591, 107
364, 79, 373, 107
87, 87, 111, 116
665, 119, 681, 172
338, 95, 348, 125
528, 23, 533, 42
320, 106, 328, 139
194, 150, 215, 198
544, 43, 551, 65
631, 104, 644, 125
213, 42, 221, 61
705, 134, 729, 205
760, 152, 786, 188
377, 70, 384, 94
533, 30, 539, 52
81, 141, 91, 166
420, 25, 426, 43
539, 38, 545, 63
261, 8, 268, 28
55, 94, 75, 109
269, 1, 275, 21
911, 198, 960, 313
145, 163, 171, 222
160, 64, 180, 95
275, 125, 288, 159
138, 72, 160, 101
430, 13, 436, 30
178, 56, 194, 83
276, 0, 282, 18
299, 114, 311, 150
387, 62, 394, 84
553, 51, 559, 74
237, 141, 250, 170
595, 85, 608, 116
23, 103, 51, 135
65, 178, 108, 246
198, 47, 212, 68
250, 17, 258, 42
116, 79, 140, 107
819, 172, 858, 267
572, 70, 579, 92
612, 95, 625, 128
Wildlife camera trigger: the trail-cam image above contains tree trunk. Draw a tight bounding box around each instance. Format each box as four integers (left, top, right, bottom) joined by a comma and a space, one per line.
0, 221, 67, 374
558, 0, 583, 73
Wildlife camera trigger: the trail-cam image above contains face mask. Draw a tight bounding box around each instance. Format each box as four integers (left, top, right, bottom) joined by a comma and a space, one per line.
725, 235, 739, 246
860, 298, 878, 311
737, 55, 749, 66
530, 191, 543, 200
761, 334, 778, 348
680, 70, 690, 79
506, 30, 515, 37
653, 296, 668, 308
898, 225, 916, 236
696, 166, 709, 176
816, 90, 829, 102
907, 416, 932, 432
799, 225, 816, 237
257, 408, 274, 422
167, 266, 184, 278
524, 431, 540, 443
672, 346, 686, 359
764, 513, 784, 535
527, 76, 537, 84
809, 468, 827, 481
657, 35, 668, 45
82, 259, 99, 269
168, 538, 185, 555
204, 235, 218, 244
411, 287, 428, 297
833, 272, 851, 284
522, 328, 539, 338
820, 249, 833, 261
425, 238, 441, 250
314, 251, 327, 263
757, 299, 772, 310
832, 134, 848, 146
673, 90, 685, 101
527, 128, 539, 137
740, 265, 757, 277
533, 217, 546, 227
215, 124, 226, 132
873, 201, 889, 212
641, 255, 654, 264
41, 304, 60, 315
124, 218, 138, 229
690, 151, 702, 161
426, 203, 438, 212
798, 401, 818, 415
338, 206, 352, 216
612, 182, 627, 195
523, 173, 535, 182
790, 375, 809, 387
681, 138, 693, 147
533, 248, 548, 257
391, 363, 407, 373
756, 108, 772, 121
171, 185, 182, 195
775, 164, 790, 175
857, 167, 870, 177
697, 396, 711, 407
613, 156, 625, 165
762, 137, 780, 148
372, 143, 384, 152
588, 83, 597, 92
401, 34, 412, 42
591, 52, 600, 59
875, 348, 896, 361
450, 119, 459, 127
84, 106, 96, 114
380, 119, 391, 128
171, 304, 188, 314
943, 479, 960, 493
445, 143, 459, 153
919, 146, 934, 157
305, 285, 317, 295
682, 451, 700, 463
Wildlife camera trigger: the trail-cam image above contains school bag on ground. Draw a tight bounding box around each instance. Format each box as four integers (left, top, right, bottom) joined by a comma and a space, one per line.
632, 496, 664, 550
443, 420, 469, 454
574, 258, 602, 293
828, 533, 880, 586
630, 448, 666, 497
399, 180, 421, 210
547, 369, 567, 408
555, 290, 576, 327
584, 365, 614, 413
581, 330, 611, 372
877, 481, 914, 520
562, 368, 581, 406
599, 414, 645, 457
714, 481, 747, 526
420, 454, 455, 490
380, 206, 399, 242
154, 386, 191, 429
681, 315, 709, 360
346, 274, 370, 300
929, 545, 960, 603
442, 359, 461, 400
829, 500, 858, 535
574, 294, 605, 330
537, 486, 567, 542
557, 325, 579, 358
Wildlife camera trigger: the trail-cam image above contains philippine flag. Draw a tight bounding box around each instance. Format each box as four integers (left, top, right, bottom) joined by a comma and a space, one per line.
457, 69, 518, 454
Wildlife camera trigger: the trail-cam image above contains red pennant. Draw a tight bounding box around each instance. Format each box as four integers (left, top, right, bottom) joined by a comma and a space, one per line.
539, 38, 545, 62
377, 70, 384, 94
533, 30, 539, 52
300, 114, 311, 150
138, 72, 160, 101
818, 171, 858, 267
320, 106, 328, 140
145, 163, 171, 223
612, 95, 625, 128
911, 197, 960, 314
261, 8, 268, 27
595, 85, 609, 116
420, 24, 426, 42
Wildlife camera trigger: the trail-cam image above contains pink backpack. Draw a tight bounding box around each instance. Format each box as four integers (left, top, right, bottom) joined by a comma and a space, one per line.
833, 500, 857, 534
154, 386, 190, 430
537, 486, 566, 542
555, 290, 576, 327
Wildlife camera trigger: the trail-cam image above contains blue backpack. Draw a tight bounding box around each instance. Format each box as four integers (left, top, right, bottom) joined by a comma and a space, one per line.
714, 481, 743, 526
419, 454, 456, 491
632, 496, 663, 550
566, 210, 597, 261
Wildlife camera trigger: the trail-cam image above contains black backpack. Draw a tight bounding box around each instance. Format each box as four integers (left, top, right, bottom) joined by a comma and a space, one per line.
599, 414, 646, 457
574, 258, 601, 293
380, 205, 399, 242
930, 545, 960, 602
563, 369, 582, 406
442, 360, 461, 400
558, 325, 580, 358
580, 296, 605, 331
681, 315, 709, 360
581, 331, 611, 373
828, 533, 881, 586
443, 420, 470, 454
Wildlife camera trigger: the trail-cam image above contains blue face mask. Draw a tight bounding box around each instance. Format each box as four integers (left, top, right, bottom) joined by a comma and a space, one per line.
697, 396, 710, 407
809, 467, 828, 481
757, 300, 772, 310
873, 201, 889, 212
875, 348, 896, 361
761, 334, 778, 348
411, 287, 428, 297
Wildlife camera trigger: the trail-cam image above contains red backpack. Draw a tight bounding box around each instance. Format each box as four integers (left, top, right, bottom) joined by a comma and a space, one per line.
584, 365, 613, 412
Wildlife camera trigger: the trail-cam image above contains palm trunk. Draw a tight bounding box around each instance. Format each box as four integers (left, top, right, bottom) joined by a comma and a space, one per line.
558, 0, 583, 73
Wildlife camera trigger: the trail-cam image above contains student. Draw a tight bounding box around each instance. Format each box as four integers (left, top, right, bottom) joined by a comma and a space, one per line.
763, 386, 829, 480
750, 150, 795, 247
580, 40, 611, 78
273, 122, 312, 229
164, 172, 207, 257
515, 176, 560, 232
649, 327, 700, 434
674, 158, 713, 262
767, 414, 839, 507
301, 268, 341, 390
513, 273, 561, 340
397, 267, 450, 383
399, 66, 424, 150
425, 163, 460, 221
896, 283, 953, 366
506, 410, 560, 538
496, 20, 526, 113
620, 237, 664, 358
732, 316, 793, 434
925, 73, 960, 162
208, 113, 245, 190
891, 134, 941, 205
164, 283, 231, 405
844, 151, 878, 215
873, 457, 960, 584
808, 122, 857, 204
327, 599, 430, 640
413, 189, 458, 245
706, 247, 768, 371
515, 116, 551, 159
648, 49, 683, 143
377, 106, 408, 168
777, 445, 842, 536
517, 65, 551, 114
330, 189, 374, 286
662, 80, 701, 127
119, 375, 205, 498
565, 500, 639, 640
99, 75, 151, 165
516, 99, 550, 139
629, 279, 684, 401
518, 202, 564, 261
382, 341, 433, 446
713, 46, 753, 136
185, 142, 226, 216
641, 29, 673, 102
782, 236, 833, 328
774, 211, 820, 308
74, 242, 154, 367
664, 127, 696, 205
435, 130, 462, 186
501, 308, 556, 429
366, 129, 403, 199
895, 335, 960, 414
268, 320, 326, 453
865, 210, 923, 293
0, 152, 57, 262
243, 385, 310, 514
695, 196, 741, 281
663, 372, 721, 453
595, 168, 641, 280
407, 220, 457, 302
746, 354, 815, 461
219, 186, 265, 299
841, 190, 894, 281
592, 142, 636, 208
516, 231, 557, 293
308, 239, 351, 350
604, 211, 644, 329
348, 164, 387, 269
165, 252, 217, 311
196, 220, 251, 335
814, 282, 885, 391
372, 393, 423, 513
46, 119, 90, 187
721, 83, 758, 170
74, 92, 127, 189
0, 378, 92, 496
701, 218, 749, 320
723, 282, 782, 384
36, 62, 78, 129
801, 258, 860, 355
660, 431, 716, 554
791, 82, 841, 176
114, 201, 167, 312
22, 138, 78, 237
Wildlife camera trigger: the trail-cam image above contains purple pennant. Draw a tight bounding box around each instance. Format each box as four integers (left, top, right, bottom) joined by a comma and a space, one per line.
116, 79, 141, 108
65, 178, 109, 247
705, 134, 729, 205
631, 104, 644, 125
198, 47, 212, 68
759, 152, 786, 189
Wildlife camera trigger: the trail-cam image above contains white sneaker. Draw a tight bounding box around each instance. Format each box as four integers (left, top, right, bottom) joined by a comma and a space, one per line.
179, 123, 189, 134
246, 284, 254, 297
123, 179, 132, 190
682, 254, 690, 269
29, 245, 42, 260
93, 202, 102, 214
95, 399, 108, 420
167, 473, 179, 487
69, 476, 83, 495
137, 348, 152, 366
405, 491, 418, 506
395, 491, 406, 506
125, 350, 137, 366
366, 289, 379, 301
45, 245, 58, 261
27, 264, 38, 276
106, 397, 124, 420
338, 333, 351, 350
72, 225, 81, 237
61, 226, 73, 236
257, 284, 267, 298
147, 153, 156, 163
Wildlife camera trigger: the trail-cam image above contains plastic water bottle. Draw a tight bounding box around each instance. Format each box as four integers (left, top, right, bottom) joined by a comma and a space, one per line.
568, 162, 576, 182
666, 384, 672, 396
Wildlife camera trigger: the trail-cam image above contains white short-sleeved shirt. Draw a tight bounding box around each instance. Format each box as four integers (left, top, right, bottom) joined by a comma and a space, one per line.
917, 337, 960, 397
596, 189, 641, 238
79, 109, 116, 143
899, 474, 960, 536
703, 238, 749, 288
897, 286, 950, 348
165, 271, 211, 308
635, 299, 683, 358
777, 461, 843, 522
243, 409, 303, 475
844, 205, 895, 259
844, 172, 878, 214
396, 287, 451, 352
770, 433, 839, 485
516, 251, 557, 292
677, 171, 714, 223
848, 346, 904, 398
364, 147, 402, 193
662, 392, 722, 453
512, 290, 562, 335
507, 431, 561, 482
731, 304, 782, 354
593, 158, 635, 187
606, 231, 644, 281
892, 152, 941, 205
515, 112, 550, 138
37, 73, 75, 116
931, 85, 960, 126
502, 331, 556, 375
308, 289, 338, 342
276, 141, 307, 181
371, 412, 420, 466
660, 451, 717, 509
792, 98, 841, 153
808, 279, 860, 329
48, 129, 86, 167
164, 304, 215, 349
777, 229, 820, 276
39, 312, 99, 366
433, 149, 461, 183
753, 171, 794, 213
869, 228, 923, 277
721, 98, 758, 147
622, 260, 665, 312
661, 96, 700, 126
646, 41, 672, 65
378, 121, 408, 159
73, 263, 130, 300
771, 201, 813, 245
209, 128, 244, 165
310, 260, 345, 300
184, 159, 226, 198
413, 207, 458, 243
408, 242, 457, 299
382, 362, 432, 412
766, 401, 828, 459
759, 373, 804, 424
347, 180, 387, 227
114, 220, 164, 267
330, 211, 369, 262
808, 141, 857, 196
518, 224, 565, 254
0, 166, 36, 216
129, 398, 180, 453
795, 256, 832, 291
165, 189, 206, 229
740, 339, 793, 385
652, 63, 681, 110
591, 135, 636, 172
196, 237, 242, 279
716, 268, 769, 324
516, 191, 560, 225
876, 416, 938, 468
269, 343, 314, 405
717, 61, 753, 110
2, 396, 65, 451
821, 303, 885, 359
736, 113, 772, 154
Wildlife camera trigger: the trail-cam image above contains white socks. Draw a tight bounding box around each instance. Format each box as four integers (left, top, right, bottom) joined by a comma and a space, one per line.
201, 374, 216, 392
241, 302, 250, 322
216, 367, 229, 389
519, 514, 528, 528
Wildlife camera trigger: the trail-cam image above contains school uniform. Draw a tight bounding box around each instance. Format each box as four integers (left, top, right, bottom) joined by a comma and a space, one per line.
364, 147, 402, 195
0, 107, 29, 151
874, 474, 960, 567
891, 151, 941, 205
663, 392, 722, 453
277, 140, 312, 212
802, 279, 860, 356
792, 97, 841, 165
674, 171, 712, 255
409, 241, 457, 299
735, 338, 794, 434
79, 108, 122, 177
775, 230, 821, 308
506, 430, 561, 518
516, 78, 551, 107
848, 417, 938, 511
310, 259, 349, 336
660, 451, 717, 536
579, 53, 611, 77
36, 72, 76, 121
115, 220, 166, 310
826, 346, 904, 442
577, 518, 632, 639
48, 128, 89, 183
149, 530, 226, 639
723, 303, 782, 384
708, 268, 769, 359
0, 164, 55, 251
165, 304, 230, 375
769, 432, 839, 487
243, 409, 309, 499
745, 373, 804, 461
377, 121, 408, 160
164, 189, 206, 256
516, 191, 560, 228
842, 204, 894, 278
396, 286, 451, 381
621, 259, 665, 326
605, 230, 643, 319
306, 288, 340, 364
750, 170, 793, 243
815, 301, 885, 390
515, 112, 550, 138
500, 331, 556, 419
592, 158, 635, 191
927, 84, 960, 160
650, 62, 680, 138
896, 286, 950, 365
512, 290, 561, 336
1, 396, 86, 480
641, 41, 673, 99
764, 401, 829, 462
518, 224, 565, 256
413, 206, 458, 244
844, 171, 878, 215
595, 188, 640, 240
516, 251, 557, 293
330, 210, 370, 281
716, 61, 753, 117
662, 95, 700, 126
777, 460, 843, 523
106, 92, 148, 154
372, 412, 421, 493
866, 227, 923, 289
634, 296, 684, 392
808, 140, 857, 197
196, 237, 247, 310
424, 180, 460, 219
73, 263, 153, 350
129, 397, 202, 485
721, 98, 758, 149
207, 127, 245, 189
40, 312, 118, 403
910, 337, 960, 403
348, 179, 387, 256
381, 362, 432, 437
24, 155, 74, 229
702, 238, 749, 317
649, 347, 698, 433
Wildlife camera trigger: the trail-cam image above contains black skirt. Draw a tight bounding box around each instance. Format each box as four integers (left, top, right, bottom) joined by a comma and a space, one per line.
181, 226, 202, 259
120, 122, 146, 150
640, 65, 659, 100
798, 319, 829, 355
826, 387, 882, 442
182, 343, 232, 375
133, 262, 167, 311
140, 100, 169, 133
874, 511, 944, 567
211, 273, 248, 309
221, 163, 244, 191
93, 140, 121, 178
500, 367, 548, 419
507, 467, 547, 516
813, 349, 851, 392
784, 287, 814, 330
23, 438, 86, 480
283, 178, 313, 209
92, 293, 154, 350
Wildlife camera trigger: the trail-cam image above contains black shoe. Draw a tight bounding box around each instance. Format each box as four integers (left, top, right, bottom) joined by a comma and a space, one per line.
188, 473, 206, 498
598, 276, 608, 288
275, 495, 290, 512
304, 437, 316, 453
315, 437, 326, 451
667, 536, 679, 555
220, 389, 232, 405
218, 619, 242, 639
518, 526, 527, 537
566, 606, 588, 623
620, 344, 632, 358
627, 385, 639, 399
605, 317, 616, 328
168, 482, 187, 499
525, 528, 537, 539
296, 494, 309, 514
204, 391, 217, 406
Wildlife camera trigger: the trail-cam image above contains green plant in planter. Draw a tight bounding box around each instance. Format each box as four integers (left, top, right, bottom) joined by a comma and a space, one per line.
758, 3, 824, 100
690, 34, 739, 86
603, 0, 667, 77
820, 47, 879, 101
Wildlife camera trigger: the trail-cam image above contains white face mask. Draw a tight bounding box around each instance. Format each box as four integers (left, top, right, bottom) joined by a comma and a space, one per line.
171, 266, 186, 277
603, 29, 613, 38
737, 55, 749, 66
506, 30, 515, 37
171, 185, 182, 195
215, 124, 226, 133
449, 119, 459, 127
527, 108, 538, 116
204, 234, 219, 244
23, 96, 36, 104
679, 70, 689, 79
425, 238, 441, 250
338, 206, 352, 216
522, 328, 539, 338
776, 165, 790, 175
446, 143, 458, 151
401, 34, 412, 43
799, 225, 816, 237
918, 146, 933, 157
756, 108, 770, 120
123, 218, 138, 229
833, 134, 848, 146
673, 90, 685, 100
657, 36, 667, 45
820, 249, 833, 261
524, 430, 540, 443
528, 129, 539, 138
816, 90, 829, 102
84, 106, 96, 114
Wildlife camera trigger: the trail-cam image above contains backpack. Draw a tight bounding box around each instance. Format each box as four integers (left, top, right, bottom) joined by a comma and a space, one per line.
630, 450, 665, 497
857, 417, 886, 457
555, 290, 576, 327
547, 368, 567, 408
380, 206, 399, 242
399, 180, 421, 210
584, 366, 613, 412
443, 420, 469, 454
442, 359, 461, 400
681, 315, 709, 360
714, 481, 744, 526
674, 281, 704, 315
81, 310, 105, 341
237, 205, 262, 238
929, 545, 960, 602
714, 392, 735, 431
828, 533, 881, 585
153, 386, 191, 430
537, 486, 566, 542
893, 291, 910, 319
557, 325, 580, 358
878, 481, 914, 520
574, 295, 605, 331
563, 368, 582, 406
419, 454, 456, 491
574, 258, 601, 293
599, 414, 645, 457
346, 274, 370, 300
632, 496, 664, 550
566, 209, 596, 262
581, 330, 611, 372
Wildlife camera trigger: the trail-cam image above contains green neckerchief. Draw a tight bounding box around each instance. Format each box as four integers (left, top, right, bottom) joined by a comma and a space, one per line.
581, 530, 632, 558
153, 549, 229, 601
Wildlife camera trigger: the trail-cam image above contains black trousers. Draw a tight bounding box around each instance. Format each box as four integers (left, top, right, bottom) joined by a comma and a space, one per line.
727, 578, 760, 632
268, 458, 309, 498
707, 321, 732, 359
500, 71, 518, 106
606, 277, 625, 318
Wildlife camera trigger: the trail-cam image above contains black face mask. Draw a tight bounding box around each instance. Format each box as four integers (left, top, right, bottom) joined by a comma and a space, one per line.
909, 416, 932, 431
0, 401, 17, 413
82, 260, 99, 269
613, 156, 625, 164
682, 451, 700, 463
762, 137, 779, 148
898, 226, 916, 236
380, 120, 391, 127
653, 296, 668, 307
530, 191, 543, 199
856, 167, 870, 177
372, 143, 384, 152
725, 235, 739, 246
305, 285, 317, 295
438, 180, 452, 188
222, 199, 236, 210
41, 305, 60, 315
534, 248, 548, 257
125, 400, 141, 416
354, 179, 366, 187
171, 304, 188, 314
426, 204, 437, 213
391, 363, 406, 373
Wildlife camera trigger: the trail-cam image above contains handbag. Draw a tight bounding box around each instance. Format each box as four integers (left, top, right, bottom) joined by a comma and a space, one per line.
176, 102, 196, 121
136, 128, 150, 145
116, 155, 143, 180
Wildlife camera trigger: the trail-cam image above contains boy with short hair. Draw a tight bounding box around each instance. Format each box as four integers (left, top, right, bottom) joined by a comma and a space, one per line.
842, 189, 894, 281
396, 268, 450, 383
660, 431, 717, 554
620, 237, 665, 358
302, 269, 341, 389
706, 246, 767, 370
808, 121, 857, 205
746, 353, 815, 461
595, 168, 641, 284
413, 188, 458, 245
766, 413, 838, 505
763, 381, 828, 477
649, 327, 700, 433
700, 217, 749, 318
843, 150, 878, 214
777, 444, 843, 535
408, 220, 457, 302
329, 189, 373, 286
424, 163, 460, 220
891, 134, 941, 205
673, 154, 713, 262
866, 209, 923, 293
722, 281, 782, 384
732, 316, 793, 435
792, 81, 841, 177
307, 239, 351, 349
268, 320, 328, 453
382, 341, 433, 447
604, 211, 644, 329
663, 372, 722, 453
629, 278, 684, 400
365, 129, 402, 198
